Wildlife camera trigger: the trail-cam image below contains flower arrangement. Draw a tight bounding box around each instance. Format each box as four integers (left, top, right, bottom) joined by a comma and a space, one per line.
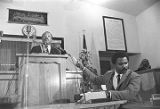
78, 49, 91, 66
78, 49, 98, 92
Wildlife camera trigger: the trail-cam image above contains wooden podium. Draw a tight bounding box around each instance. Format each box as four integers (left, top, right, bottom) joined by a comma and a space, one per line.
16, 54, 68, 107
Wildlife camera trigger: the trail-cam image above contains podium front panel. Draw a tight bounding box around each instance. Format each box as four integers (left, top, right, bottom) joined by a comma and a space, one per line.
17, 54, 67, 107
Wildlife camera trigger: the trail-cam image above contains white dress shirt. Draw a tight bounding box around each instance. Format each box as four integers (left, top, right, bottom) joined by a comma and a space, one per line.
47, 45, 51, 53
113, 71, 123, 89
41, 44, 51, 53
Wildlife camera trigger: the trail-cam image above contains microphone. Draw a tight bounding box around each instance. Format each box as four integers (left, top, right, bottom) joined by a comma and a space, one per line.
57, 46, 67, 54
22, 25, 36, 38
57, 46, 78, 65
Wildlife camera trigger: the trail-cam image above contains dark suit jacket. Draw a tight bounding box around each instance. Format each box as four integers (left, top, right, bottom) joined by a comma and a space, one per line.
30, 45, 63, 54
84, 69, 141, 102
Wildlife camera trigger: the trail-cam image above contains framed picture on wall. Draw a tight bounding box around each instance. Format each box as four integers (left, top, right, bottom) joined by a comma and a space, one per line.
8, 9, 48, 25
102, 16, 127, 51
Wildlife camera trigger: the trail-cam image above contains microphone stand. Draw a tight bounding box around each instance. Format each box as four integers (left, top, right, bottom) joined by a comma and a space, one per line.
58, 47, 78, 66
57, 47, 88, 99
21, 24, 36, 108
23, 34, 30, 108
60, 49, 87, 102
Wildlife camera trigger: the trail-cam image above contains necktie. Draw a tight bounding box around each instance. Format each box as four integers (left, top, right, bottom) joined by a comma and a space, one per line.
44, 45, 49, 53
117, 74, 121, 85
46, 47, 49, 53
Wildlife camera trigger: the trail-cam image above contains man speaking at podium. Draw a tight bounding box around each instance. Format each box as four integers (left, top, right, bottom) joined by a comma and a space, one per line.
30, 31, 65, 54
76, 51, 141, 105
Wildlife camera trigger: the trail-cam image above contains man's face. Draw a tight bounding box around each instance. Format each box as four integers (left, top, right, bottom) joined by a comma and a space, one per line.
42, 33, 52, 45
115, 57, 128, 74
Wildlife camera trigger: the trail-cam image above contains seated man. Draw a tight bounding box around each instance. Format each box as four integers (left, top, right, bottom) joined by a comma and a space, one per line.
76, 51, 141, 105
30, 31, 65, 54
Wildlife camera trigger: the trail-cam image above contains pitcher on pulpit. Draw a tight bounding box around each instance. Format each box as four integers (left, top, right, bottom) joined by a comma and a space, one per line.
30, 31, 65, 54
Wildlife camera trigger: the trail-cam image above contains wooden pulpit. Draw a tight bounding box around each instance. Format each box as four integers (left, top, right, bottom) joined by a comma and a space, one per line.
16, 53, 68, 107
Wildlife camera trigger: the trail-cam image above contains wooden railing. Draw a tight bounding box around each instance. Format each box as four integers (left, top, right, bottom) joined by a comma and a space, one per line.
136, 68, 160, 101
136, 67, 160, 74
0, 71, 18, 81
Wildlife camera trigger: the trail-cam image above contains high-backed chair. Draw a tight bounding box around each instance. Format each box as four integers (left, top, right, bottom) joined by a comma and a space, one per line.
119, 68, 160, 109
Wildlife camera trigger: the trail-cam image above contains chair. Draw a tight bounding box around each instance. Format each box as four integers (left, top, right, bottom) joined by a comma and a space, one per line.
120, 68, 160, 109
